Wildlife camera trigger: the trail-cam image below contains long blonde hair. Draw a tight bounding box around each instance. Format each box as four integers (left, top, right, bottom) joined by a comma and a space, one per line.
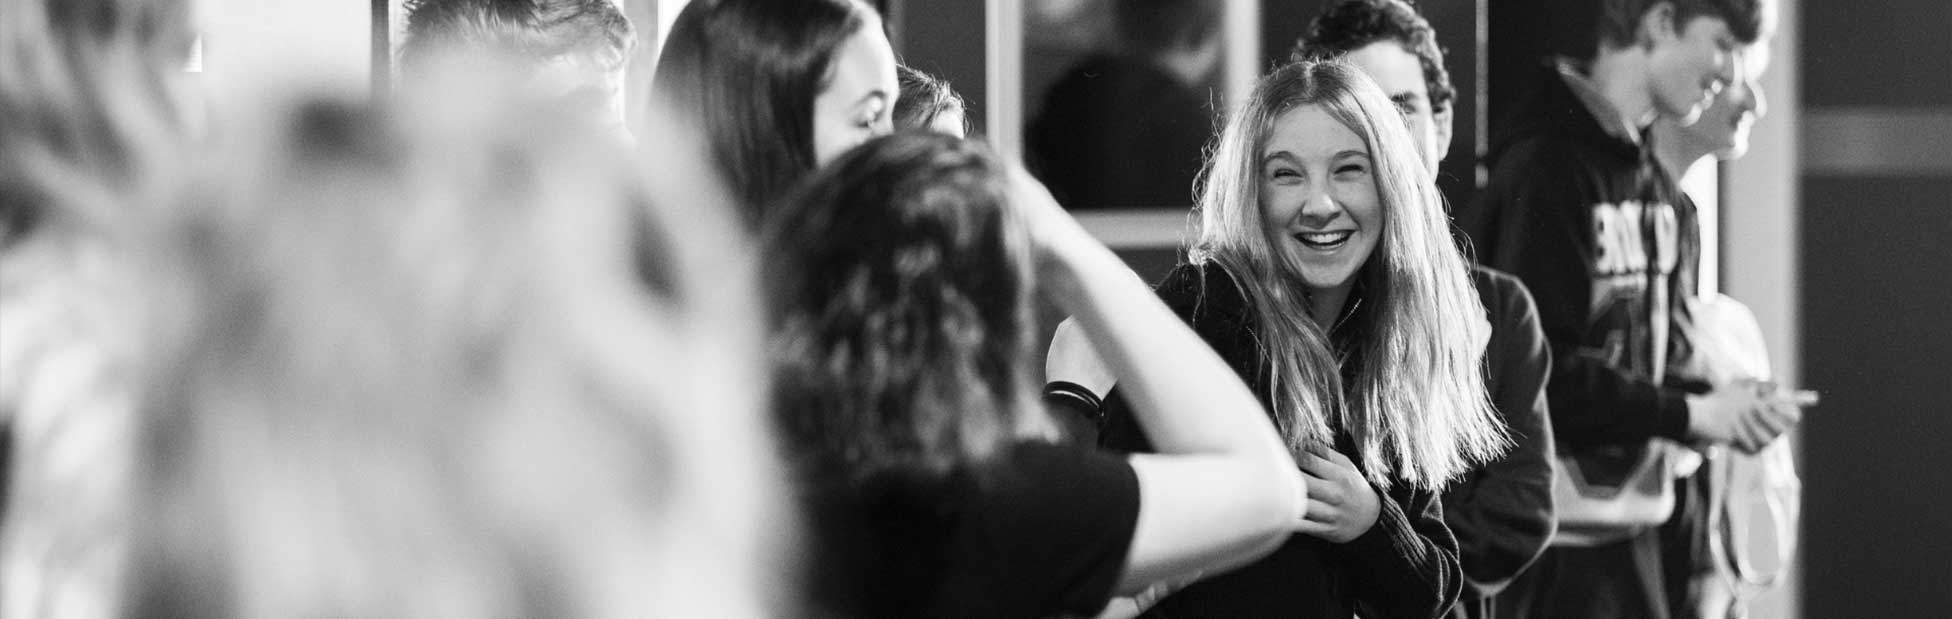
1191, 60, 1506, 489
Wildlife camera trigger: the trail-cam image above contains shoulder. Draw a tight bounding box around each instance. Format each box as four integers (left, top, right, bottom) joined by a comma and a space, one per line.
1155, 262, 1249, 318
1471, 267, 1536, 313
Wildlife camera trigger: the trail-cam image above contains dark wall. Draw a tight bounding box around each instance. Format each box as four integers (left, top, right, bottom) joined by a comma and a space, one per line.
1800, 1, 1952, 616
889, 0, 988, 135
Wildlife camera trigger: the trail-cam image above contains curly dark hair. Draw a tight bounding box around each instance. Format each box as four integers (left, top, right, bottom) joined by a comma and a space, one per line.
1290, 0, 1455, 115
399, 0, 635, 73
894, 65, 970, 135
763, 132, 1042, 480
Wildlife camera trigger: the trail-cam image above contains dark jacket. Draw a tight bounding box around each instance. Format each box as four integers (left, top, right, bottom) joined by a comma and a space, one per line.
1099, 263, 1463, 619
1453, 62, 1700, 453
1443, 267, 1558, 619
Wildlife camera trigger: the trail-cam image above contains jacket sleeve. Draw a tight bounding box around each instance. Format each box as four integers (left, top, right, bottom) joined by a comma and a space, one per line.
1443, 271, 1558, 599
1344, 484, 1464, 619
1466, 140, 1691, 448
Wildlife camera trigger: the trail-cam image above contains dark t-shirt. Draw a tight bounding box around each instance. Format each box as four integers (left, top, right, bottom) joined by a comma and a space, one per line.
804, 440, 1141, 618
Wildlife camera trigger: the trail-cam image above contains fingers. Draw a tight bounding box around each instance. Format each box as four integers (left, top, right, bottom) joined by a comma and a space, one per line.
1297, 450, 1338, 478
1311, 446, 1357, 468
1297, 469, 1341, 504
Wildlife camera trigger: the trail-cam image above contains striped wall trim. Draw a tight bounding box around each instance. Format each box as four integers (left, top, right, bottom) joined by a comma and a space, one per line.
1803, 107, 1952, 175
1073, 208, 1198, 250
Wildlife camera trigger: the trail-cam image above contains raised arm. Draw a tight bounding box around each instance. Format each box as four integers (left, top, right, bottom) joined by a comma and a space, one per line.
1010, 168, 1306, 594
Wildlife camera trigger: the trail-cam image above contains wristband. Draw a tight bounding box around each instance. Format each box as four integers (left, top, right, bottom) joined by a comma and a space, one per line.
1043, 380, 1105, 422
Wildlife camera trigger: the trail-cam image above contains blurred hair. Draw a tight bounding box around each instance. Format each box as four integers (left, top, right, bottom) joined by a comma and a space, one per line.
763, 131, 1056, 483
116, 87, 785, 617
0, 0, 195, 614
894, 65, 969, 136
1596, 0, 1775, 50
650, 0, 872, 225
399, 0, 635, 76
0, 0, 195, 246
1291, 0, 1455, 115
1191, 60, 1505, 489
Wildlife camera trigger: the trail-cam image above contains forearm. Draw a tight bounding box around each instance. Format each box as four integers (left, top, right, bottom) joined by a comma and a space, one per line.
1546, 347, 1692, 446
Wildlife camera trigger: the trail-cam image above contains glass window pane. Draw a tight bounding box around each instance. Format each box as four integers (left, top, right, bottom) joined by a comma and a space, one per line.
1022, 0, 1225, 210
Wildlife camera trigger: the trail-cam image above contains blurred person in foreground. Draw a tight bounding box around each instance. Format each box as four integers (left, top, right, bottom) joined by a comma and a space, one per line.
112, 76, 787, 616
0, 0, 197, 615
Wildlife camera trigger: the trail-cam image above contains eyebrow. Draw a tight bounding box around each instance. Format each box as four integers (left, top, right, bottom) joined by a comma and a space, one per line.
857, 90, 889, 108
1263, 149, 1370, 163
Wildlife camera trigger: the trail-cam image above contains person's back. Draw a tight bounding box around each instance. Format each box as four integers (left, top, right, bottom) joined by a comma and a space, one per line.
766, 132, 1311, 618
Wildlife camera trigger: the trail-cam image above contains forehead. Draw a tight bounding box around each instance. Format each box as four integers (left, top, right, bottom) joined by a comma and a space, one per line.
824, 26, 897, 95
1341, 41, 1427, 97
1264, 104, 1365, 157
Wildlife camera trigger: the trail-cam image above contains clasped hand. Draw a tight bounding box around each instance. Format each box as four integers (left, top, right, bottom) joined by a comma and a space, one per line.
1295, 446, 1381, 543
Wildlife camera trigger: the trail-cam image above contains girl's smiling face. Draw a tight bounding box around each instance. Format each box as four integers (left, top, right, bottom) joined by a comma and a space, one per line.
1258, 104, 1382, 297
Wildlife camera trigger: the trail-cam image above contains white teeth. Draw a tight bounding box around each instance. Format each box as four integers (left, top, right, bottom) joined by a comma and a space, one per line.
1295, 231, 1354, 248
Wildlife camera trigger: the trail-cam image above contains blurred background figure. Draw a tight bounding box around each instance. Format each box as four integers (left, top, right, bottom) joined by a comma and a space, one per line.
1650, 33, 1800, 619
397, 0, 637, 137
117, 86, 787, 617
0, 0, 198, 615
1025, 0, 1222, 210
895, 64, 970, 138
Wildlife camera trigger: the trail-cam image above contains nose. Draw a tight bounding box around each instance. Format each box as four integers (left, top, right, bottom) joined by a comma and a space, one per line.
1297, 184, 1344, 228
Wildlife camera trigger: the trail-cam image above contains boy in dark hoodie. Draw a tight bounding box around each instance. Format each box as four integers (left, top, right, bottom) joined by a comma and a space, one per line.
1292, 3, 1558, 618
1452, 1, 1791, 618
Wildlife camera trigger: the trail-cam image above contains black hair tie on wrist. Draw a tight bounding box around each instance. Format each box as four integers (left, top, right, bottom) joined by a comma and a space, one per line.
1043, 380, 1105, 423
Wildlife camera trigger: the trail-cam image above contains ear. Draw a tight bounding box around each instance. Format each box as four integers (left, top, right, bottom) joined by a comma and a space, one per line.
1433, 106, 1455, 162
1639, 1, 1679, 49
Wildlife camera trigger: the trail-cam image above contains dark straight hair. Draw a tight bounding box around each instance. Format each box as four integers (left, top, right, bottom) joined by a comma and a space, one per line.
650, 0, 869, 226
